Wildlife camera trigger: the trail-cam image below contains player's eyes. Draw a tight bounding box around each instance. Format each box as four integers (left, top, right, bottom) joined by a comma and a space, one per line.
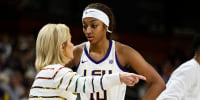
91, 24, 97, 28
83, 25, 87, 29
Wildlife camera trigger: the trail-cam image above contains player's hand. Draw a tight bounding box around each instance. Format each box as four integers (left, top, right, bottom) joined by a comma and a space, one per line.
119, 72, 146, 86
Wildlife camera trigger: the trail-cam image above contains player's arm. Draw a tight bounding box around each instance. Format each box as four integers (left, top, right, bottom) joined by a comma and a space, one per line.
116, 42, 166, 100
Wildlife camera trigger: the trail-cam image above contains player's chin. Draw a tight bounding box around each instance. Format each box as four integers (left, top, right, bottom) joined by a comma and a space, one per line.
88, 39, 94, 43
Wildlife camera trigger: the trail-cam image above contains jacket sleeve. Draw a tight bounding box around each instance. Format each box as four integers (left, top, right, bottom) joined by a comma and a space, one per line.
58, 71, 122, 93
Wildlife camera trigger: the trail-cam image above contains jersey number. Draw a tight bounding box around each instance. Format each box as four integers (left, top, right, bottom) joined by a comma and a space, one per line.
90, 90, 107, 100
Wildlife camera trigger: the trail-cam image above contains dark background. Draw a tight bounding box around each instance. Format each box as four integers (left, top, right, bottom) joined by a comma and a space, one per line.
0, 0, 199, 100
1, 0, 200, 36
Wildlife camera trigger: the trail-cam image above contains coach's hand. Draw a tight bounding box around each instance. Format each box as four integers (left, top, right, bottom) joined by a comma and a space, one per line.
119, 72, 146, 86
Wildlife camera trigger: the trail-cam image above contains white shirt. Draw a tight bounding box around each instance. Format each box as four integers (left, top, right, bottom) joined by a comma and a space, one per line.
77, 40, 128, 100
29, 64, 121, 100
157, 58, 200, 100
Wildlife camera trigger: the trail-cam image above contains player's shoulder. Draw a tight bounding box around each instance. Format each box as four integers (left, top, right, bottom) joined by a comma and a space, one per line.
115, 41, 135, 53
73, 42, 86, 66
176, 59, 197, 72
73, 42, 86, 52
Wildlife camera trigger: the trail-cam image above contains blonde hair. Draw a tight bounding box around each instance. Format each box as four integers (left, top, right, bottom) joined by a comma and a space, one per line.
35, 24, 71, 71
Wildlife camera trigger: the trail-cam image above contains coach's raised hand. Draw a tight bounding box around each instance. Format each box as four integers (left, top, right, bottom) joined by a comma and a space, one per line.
119, 72, 146, 86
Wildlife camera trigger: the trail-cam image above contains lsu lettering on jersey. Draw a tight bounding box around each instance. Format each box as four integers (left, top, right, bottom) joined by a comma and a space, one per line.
29, 64, 121, 100
77, 40, 128, 100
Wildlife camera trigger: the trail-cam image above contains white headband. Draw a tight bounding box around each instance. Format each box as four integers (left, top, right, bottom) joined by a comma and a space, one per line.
82, 9, 112, 33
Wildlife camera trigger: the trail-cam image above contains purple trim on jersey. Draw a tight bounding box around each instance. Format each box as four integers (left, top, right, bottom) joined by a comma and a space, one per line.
84, 40, 112, 64
115, 52, 129, 72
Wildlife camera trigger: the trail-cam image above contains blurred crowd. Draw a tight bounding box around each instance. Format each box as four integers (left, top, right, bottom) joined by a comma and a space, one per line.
0, 33, 37, 100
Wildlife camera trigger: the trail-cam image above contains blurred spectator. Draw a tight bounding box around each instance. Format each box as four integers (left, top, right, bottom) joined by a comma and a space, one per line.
0, 34, 12, 59
9, 71, 26, 100
0, 73, 10, 100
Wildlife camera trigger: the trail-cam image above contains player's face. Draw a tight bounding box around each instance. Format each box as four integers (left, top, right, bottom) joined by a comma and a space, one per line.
63, 37, 74, 60
82, 17, 107, 44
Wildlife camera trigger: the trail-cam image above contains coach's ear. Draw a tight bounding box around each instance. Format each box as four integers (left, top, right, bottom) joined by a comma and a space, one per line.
60, 43, 65, 51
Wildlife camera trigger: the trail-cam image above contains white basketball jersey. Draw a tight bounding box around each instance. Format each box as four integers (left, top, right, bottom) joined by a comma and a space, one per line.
77, 40, 128, 100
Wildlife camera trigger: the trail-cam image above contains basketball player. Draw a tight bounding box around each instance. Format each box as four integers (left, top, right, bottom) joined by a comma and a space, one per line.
29, 24, 146, 100
72, 3, 166, 100
156, 34, 200, 100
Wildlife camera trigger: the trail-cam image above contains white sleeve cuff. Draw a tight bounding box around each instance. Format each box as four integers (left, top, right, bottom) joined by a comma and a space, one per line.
102, 72, 121, 90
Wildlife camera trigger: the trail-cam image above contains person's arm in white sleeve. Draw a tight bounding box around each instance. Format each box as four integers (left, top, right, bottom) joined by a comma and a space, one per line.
58, 72, 120, 93
58, 71, 146, 93
156, 66, 195, 100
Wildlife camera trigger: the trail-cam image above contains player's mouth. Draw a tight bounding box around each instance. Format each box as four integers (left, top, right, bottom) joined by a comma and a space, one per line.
87, 36, 94, 41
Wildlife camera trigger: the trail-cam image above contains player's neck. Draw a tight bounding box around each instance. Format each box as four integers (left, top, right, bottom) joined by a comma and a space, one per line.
90, 40, 110, 53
